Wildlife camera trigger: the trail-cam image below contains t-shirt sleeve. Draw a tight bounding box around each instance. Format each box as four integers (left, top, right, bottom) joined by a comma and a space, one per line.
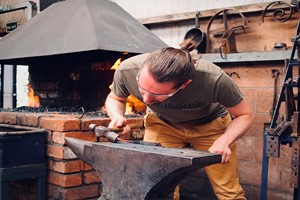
213, 72, 243, 107
110, 69, 130, 98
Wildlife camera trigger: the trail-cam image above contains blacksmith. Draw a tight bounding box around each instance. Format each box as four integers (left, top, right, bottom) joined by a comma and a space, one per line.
104, 39, 255, 199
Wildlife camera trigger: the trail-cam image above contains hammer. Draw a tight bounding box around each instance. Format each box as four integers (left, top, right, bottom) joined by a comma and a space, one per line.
89, 124, 161, 146
89, 124, 121, 143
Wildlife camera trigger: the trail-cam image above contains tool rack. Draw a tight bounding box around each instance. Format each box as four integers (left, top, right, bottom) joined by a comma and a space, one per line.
260, 20, 300, 199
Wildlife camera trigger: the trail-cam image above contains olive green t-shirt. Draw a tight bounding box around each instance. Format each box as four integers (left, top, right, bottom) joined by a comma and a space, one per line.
111, 53, 243, 124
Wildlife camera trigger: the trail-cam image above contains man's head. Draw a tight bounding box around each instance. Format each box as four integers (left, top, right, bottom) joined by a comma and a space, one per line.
137, 47, 194, 105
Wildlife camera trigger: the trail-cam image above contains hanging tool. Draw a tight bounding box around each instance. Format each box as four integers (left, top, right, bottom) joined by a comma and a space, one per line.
270, 69, 280, 118
219, 29, 237, 59
182, 11, 206, 53
206, 8, 247, 56
262, 1, 293, 23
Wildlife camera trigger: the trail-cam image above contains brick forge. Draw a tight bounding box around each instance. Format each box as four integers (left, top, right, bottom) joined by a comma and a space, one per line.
0, 111, 144, 199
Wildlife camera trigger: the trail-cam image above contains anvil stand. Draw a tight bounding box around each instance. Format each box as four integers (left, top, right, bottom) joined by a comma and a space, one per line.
260, 20, 300, 200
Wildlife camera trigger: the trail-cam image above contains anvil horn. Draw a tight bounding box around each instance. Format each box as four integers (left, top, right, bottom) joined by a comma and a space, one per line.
65, 137, 94, 164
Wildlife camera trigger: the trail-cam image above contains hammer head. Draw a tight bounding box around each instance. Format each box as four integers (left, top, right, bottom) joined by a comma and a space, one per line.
89, 124, 120, 142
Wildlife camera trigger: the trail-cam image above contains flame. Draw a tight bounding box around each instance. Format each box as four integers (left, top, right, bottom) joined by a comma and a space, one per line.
27, 83, 40, 107
111, 58, 122, 70
107, 55, 146, 115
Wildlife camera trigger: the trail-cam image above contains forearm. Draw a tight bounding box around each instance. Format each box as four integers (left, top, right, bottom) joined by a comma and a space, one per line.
208, 99, 255, 163
219, 114, 254, 146
105, 95, 126, 119
222, 99, 255, 145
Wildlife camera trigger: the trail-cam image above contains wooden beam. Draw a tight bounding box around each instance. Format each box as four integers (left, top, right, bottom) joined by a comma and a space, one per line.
138, 1, 293, 25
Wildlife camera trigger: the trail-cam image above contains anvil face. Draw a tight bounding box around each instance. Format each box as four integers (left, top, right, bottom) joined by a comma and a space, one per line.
66, 137, 221, 200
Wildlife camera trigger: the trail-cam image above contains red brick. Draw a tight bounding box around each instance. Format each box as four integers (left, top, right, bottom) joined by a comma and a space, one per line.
239, 161, 262, 186
256, 89, 274, 114
52, 132, 65, 144
84, 171, 101, 184
40, 116, 80, 131
280, 167, 294, 193
48, 159, 54, 170
81, 117, 144, 131
266, 190, 293, 200
227, 65, 282, 88
52, 185, 100, 199
52, 160, 82, 173
268, 164, 280, 189
0, 112, 5, 123
0, 112, 17, 124
52, 131, 97, 145
237, 136, 253, 161
16, 113, 47, 127
82, 162, 94, 171
253, 138, 263, 163
48, 171, 82, 187
47, 145, 64, 159
81, 117, 111, 130
239, 88, 256, 111
247, 113, 271, 137
46, 130, 53, 143
47, 144, 77, 159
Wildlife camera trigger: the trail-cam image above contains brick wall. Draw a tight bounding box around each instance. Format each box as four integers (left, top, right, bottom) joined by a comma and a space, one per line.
0, 111, 144, 199
221, 61, 294, 200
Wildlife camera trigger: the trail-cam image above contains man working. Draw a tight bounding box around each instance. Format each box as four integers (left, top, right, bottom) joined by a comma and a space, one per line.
104, 41, 255, 199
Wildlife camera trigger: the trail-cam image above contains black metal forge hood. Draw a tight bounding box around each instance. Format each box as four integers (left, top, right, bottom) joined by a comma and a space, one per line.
0, 0, 168, 63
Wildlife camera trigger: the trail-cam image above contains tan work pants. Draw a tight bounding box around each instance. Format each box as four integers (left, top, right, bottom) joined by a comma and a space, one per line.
143, 112, 246, 200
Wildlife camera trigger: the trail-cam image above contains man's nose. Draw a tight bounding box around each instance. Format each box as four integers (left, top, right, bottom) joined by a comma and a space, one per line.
142, 93, 154, 103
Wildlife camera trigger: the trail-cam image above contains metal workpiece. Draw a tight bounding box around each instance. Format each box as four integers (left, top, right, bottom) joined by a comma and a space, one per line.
65, 137, 221, 200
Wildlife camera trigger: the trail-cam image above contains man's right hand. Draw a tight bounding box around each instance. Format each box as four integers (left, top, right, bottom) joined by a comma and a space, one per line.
108, 115, 130, 134
105, 91, 131, 135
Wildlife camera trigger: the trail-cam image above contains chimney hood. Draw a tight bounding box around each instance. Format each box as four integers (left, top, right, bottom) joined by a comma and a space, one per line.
0, 0, 168, 64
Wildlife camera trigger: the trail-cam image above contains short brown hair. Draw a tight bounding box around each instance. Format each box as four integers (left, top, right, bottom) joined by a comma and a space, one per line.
142, 47, 195, 88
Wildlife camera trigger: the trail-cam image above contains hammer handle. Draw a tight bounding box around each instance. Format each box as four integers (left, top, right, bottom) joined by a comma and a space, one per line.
108, 127, 123, 132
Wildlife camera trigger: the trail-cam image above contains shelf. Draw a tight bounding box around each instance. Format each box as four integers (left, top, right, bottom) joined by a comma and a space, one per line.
201, 49, 293, 64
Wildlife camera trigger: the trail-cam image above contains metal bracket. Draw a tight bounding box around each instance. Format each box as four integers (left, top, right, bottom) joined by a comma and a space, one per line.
266, 135, 280, 157
291, 137, 300, 188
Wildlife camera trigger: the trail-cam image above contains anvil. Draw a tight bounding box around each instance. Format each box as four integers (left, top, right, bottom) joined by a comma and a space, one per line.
65, 137, 221, 200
